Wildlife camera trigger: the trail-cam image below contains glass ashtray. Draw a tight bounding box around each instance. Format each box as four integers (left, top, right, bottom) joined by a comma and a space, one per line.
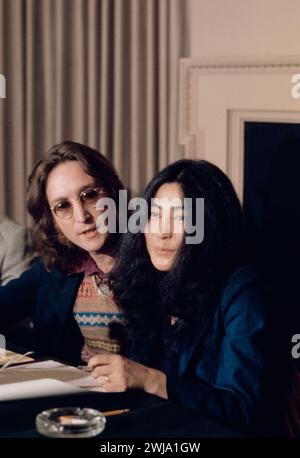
36, 407, 106, 438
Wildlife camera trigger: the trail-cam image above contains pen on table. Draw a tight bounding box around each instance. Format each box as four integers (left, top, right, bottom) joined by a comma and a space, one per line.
102, 409, 130, 417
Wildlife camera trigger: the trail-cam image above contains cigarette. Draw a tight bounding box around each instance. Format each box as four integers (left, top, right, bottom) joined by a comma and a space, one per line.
58, 415, 88, 425
102, 409, 130, 417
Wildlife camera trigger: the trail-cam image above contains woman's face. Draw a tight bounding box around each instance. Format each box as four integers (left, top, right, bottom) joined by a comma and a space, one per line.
46, 161, 108, 255
144, 182, 185, 271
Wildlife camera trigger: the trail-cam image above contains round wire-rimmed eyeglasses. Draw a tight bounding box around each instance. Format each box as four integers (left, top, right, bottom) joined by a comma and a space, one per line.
50, 187, 105, 220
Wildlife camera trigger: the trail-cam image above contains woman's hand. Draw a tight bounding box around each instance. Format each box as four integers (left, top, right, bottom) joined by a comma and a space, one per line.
87, 354, 168, 399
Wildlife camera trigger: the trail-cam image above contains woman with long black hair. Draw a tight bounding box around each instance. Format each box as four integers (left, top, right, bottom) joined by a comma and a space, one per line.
88, 159, 267, 429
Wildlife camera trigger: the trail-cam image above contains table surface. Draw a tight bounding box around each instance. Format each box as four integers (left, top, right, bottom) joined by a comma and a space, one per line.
0, 388, 242, 438
0, 345, 242, 439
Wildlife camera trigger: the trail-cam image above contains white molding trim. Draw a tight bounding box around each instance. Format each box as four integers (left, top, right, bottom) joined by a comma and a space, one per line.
228, 109, 300, 201
179, 56, 300, 200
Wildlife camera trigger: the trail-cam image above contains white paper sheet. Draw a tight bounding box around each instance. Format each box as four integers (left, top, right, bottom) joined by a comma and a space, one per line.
67, 375, 102, 388
14, 360, 75, 370
0, 378, 83, 401
14, 360, 102, 387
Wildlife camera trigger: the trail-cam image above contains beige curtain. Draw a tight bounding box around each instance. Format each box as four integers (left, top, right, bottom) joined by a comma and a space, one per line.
0, 0, 190, 225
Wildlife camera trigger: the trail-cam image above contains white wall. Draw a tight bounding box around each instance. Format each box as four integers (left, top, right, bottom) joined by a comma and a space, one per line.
179, 1, 300, 198
190, 0, 300, 58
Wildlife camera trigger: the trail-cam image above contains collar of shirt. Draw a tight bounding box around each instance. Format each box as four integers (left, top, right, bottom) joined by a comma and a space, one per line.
73, 255, 106, 278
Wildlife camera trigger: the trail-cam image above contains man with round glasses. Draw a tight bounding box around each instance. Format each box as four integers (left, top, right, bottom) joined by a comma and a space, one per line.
0, 141, 125, 366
